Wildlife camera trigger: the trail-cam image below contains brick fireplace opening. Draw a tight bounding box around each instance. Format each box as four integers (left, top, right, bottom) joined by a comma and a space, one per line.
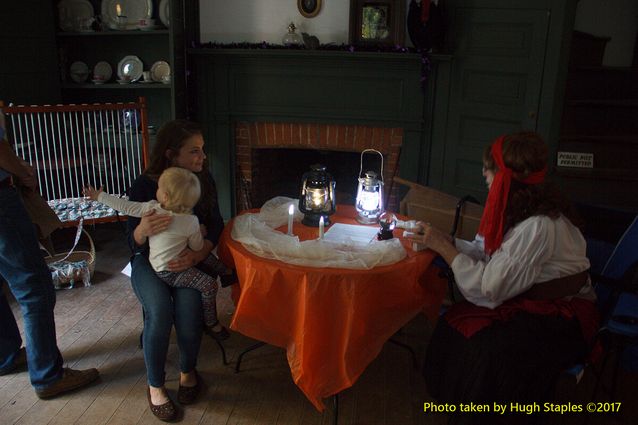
234, 122, 403, 212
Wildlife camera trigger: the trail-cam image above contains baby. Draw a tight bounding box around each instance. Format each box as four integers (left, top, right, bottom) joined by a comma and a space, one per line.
84, 167, 235, 340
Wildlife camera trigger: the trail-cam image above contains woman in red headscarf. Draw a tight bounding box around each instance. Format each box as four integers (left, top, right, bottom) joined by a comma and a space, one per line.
409, 132, 599, 424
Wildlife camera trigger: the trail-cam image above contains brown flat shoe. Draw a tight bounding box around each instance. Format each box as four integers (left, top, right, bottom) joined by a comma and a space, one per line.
177, 371, 201, 405
147, 386, 176, 422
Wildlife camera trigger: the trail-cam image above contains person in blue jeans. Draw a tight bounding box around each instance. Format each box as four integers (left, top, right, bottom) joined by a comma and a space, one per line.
0, 114, 99, 398
127, 119, 229, 421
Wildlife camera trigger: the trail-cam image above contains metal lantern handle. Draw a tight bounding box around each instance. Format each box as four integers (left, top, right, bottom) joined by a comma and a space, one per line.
358, 149, 384, 182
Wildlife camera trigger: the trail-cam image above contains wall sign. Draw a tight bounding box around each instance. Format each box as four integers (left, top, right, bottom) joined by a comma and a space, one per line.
557, 152, 594, 168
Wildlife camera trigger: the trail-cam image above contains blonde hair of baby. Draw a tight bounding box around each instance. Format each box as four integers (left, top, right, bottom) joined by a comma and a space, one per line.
158, 167, 201, 214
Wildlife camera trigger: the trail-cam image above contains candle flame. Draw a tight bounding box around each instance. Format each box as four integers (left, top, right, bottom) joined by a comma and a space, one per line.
288, 204, 294, 215
116, 3, 122, 16
319, 216, 324, 224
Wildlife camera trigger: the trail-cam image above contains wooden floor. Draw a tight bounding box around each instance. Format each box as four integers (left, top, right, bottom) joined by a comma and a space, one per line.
2, 223, 637, 425
0, 223, 444, 425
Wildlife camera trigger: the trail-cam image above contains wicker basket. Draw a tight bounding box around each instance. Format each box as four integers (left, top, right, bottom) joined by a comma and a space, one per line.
45, 229, 95, 289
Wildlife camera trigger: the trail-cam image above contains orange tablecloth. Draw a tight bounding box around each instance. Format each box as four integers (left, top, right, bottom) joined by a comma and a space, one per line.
217, 205, 447, 411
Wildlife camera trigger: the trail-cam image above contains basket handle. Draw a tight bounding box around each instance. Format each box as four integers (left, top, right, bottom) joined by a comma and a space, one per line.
55, 218, 86, 263
82, 228, 96, 260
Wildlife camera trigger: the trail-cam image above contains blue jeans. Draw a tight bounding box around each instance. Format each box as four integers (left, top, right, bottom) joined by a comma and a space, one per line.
0, 187, 63, 389
130, 252, 203, 387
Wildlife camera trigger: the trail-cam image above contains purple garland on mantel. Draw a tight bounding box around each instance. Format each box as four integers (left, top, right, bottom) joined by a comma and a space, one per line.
193, 41, 413, 53
193, 42, 433, 94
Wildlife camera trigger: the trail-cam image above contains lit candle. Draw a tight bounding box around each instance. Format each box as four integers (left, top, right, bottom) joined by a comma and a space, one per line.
318, 215, 324, 239
116, 3, 122, 17
287, 204, 294, 236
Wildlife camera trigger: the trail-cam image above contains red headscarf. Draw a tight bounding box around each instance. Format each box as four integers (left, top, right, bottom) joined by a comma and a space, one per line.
478, 135, 547, 254
421, 0, 431, 22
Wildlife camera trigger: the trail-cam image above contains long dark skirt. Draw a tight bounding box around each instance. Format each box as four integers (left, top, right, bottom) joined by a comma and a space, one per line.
423, 312, 588, 425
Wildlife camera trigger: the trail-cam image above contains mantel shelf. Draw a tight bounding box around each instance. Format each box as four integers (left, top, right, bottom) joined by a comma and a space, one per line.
61, 83, 172, 89
57, 30, 169, 37
188, 48, 453, 63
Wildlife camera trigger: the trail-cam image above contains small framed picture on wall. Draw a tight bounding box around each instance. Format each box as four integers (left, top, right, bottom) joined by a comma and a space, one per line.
298, 0, 322, 18
349, 0, 406, 46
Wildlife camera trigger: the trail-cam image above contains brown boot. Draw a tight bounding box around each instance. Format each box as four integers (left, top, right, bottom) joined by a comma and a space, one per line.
35, 367, 99, 399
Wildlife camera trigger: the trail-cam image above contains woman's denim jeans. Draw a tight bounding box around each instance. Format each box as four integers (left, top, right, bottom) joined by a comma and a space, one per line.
130, 252, 203, 387
0, 187, 63, 389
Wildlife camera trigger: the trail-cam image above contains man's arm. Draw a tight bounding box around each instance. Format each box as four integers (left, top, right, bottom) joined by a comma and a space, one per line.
0, 109, 37, 190
0, 140, 37, 189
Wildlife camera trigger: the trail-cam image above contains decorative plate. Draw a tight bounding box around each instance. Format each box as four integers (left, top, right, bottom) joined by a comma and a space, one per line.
150, 61, 171, 82
117, 55, 144, 82
102, 0, 152, 30
159, 0, 170, 28
93, 61, 113, 81
69, 61, 89, 83
57, 0, 94, 32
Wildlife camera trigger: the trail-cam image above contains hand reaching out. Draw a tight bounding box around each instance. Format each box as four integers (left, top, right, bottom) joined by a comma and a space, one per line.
83, 185, 103, 201
404, 221, 452, 249
404, 221, 459, 264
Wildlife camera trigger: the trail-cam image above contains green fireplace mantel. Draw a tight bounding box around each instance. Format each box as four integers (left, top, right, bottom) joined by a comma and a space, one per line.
189, 49, 452, 218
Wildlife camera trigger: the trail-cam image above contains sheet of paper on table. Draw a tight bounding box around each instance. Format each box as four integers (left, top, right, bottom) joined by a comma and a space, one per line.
323, 223, 379, 245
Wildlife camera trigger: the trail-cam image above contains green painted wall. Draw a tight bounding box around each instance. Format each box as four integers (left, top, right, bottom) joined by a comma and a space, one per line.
0, 1, 60, 105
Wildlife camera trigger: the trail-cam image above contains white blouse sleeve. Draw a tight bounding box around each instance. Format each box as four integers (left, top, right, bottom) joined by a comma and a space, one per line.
450, 216, 556, 309
454, 235, 487, 262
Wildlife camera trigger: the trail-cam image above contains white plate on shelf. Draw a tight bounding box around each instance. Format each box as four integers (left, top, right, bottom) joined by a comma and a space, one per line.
159, 0, 169, 28
150, 61, 171, 82
93, 61, 113, 81
69, 61, 89, 83
58, 0, 94, 32
117, 55, 144, 82
102, 0, 152, 30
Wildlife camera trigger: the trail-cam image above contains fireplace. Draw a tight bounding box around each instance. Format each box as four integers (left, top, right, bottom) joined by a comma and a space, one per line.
191, 49, 443, 218
235, 121, 403, 212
